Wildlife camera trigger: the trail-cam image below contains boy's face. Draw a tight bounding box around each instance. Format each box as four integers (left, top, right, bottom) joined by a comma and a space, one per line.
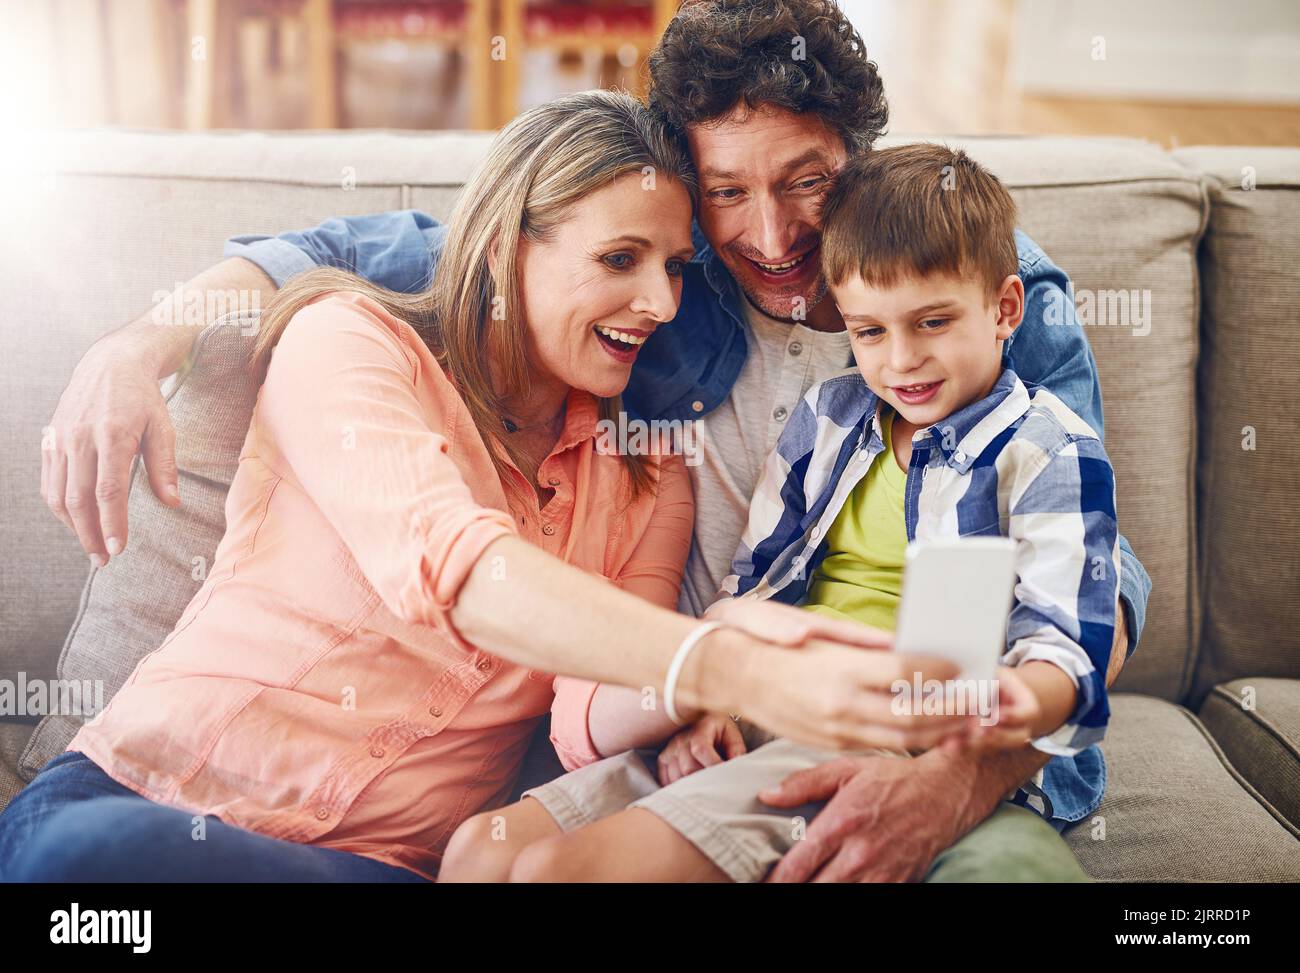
834, 270, 1025, 428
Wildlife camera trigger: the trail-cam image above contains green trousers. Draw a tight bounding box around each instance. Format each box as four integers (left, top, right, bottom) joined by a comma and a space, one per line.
924, 801, 1090, 882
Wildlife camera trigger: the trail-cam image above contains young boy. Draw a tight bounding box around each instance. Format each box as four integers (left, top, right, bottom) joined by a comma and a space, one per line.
442, 144, 1121, 883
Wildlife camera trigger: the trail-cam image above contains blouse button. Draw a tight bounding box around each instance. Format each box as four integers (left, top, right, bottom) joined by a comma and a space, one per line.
370, 746, 385, 758
789, 342, 803, 356
315, 807, 330, 820
477, 660, 492, 672
542, 523, 556, 536
691, 400, 704, 413
548, 477, 560, 486
429, 706, 442, 718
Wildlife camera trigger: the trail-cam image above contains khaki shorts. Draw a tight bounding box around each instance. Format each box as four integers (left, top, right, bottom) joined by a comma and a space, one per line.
522, 722, 906, 883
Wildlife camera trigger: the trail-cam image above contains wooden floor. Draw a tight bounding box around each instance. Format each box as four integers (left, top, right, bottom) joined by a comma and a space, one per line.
850, 0, 1300, 147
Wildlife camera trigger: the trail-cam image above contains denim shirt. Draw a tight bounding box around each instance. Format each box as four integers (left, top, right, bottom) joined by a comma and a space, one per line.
718, 365, 1121, 824
225, 212, 1151, 650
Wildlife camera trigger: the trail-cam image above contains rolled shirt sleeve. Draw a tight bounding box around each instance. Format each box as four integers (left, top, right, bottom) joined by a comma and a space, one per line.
257, 290, 516, 650
1116, 535, 1150, 657
225, 210, 447, 292
549, 677, 604, 773
1003, 434, 1120, 757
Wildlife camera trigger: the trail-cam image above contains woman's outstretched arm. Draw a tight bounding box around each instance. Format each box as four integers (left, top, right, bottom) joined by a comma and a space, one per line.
452, 535, 976, 753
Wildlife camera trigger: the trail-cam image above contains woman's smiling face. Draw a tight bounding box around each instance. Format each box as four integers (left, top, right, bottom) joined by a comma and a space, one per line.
511, 172, 696, 400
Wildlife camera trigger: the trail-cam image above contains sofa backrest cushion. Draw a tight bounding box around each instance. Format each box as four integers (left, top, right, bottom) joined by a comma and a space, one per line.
0, 130, 494, 689
1172, 146, 1300, 706
19, 314, 260, 778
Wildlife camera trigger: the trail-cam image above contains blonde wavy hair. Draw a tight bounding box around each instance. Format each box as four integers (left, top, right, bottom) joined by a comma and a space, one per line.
251, 89, 698, 503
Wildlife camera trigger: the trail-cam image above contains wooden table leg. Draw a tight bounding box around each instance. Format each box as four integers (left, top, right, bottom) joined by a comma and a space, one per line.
496, 0, 524, 127
464, 0, 491, 129
184, 0, 217, 129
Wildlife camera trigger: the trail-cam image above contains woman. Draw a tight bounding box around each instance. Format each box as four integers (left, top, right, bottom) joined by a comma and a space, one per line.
0, 91, 960, 882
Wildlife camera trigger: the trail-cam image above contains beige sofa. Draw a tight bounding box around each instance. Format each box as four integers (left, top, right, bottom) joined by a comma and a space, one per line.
1, 130, 1297, 881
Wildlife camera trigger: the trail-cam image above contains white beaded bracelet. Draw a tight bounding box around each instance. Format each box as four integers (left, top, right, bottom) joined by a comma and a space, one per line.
663, 622, 723, 725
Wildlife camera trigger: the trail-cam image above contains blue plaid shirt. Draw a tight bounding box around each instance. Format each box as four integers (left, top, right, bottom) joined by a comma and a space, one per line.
718, 366, 1120, 825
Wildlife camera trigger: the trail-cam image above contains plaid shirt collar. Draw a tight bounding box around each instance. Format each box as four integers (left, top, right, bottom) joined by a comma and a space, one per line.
922, 366, 1031, 473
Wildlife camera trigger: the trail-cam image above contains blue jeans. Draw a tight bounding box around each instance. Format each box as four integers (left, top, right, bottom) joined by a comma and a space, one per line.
0, 751, 429, 882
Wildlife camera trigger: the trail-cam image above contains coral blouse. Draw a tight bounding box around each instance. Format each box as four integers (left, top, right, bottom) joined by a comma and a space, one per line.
68, 290, 695, 880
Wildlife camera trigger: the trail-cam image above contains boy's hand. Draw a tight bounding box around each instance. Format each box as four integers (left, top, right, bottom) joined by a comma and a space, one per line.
656, 714, 747, 786
941, 666, 1042, 755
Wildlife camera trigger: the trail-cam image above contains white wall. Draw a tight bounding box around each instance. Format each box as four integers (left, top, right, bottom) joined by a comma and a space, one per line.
1013, 0, 1300, 103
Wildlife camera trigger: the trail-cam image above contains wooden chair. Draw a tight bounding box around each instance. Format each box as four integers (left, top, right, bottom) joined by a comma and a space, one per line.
184, 0, 337, 129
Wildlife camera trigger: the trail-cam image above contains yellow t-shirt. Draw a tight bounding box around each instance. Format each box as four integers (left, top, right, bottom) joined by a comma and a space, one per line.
802, 409, 908, 632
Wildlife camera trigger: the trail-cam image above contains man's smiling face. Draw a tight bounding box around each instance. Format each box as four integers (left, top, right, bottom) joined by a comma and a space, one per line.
687, 104, 848, 324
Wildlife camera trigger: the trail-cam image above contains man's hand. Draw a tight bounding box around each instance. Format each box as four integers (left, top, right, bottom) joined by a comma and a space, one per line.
656, 713, 746, 786
760, 741, 1048, 883
43, 339, 180, 566
40, 256, 276, 565
758, 752, 965, 882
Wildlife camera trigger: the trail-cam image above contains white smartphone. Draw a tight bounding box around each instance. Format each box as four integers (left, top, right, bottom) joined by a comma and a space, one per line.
893, 538, 1019, 682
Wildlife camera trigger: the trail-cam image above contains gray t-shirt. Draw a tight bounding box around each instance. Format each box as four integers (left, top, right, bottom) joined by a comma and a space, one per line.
677, 298, 853, 617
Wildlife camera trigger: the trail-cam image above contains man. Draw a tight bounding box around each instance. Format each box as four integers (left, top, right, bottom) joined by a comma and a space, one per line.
44, 0, 1149, 881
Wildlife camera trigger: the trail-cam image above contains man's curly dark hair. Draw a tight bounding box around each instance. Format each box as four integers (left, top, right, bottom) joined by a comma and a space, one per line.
647, 0, 888, 155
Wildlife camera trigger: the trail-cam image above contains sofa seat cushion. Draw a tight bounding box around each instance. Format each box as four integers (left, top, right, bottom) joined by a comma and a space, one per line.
1199, 678, 1300, 832
1065, 693, 1300, 881
0, 720, 37, 815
